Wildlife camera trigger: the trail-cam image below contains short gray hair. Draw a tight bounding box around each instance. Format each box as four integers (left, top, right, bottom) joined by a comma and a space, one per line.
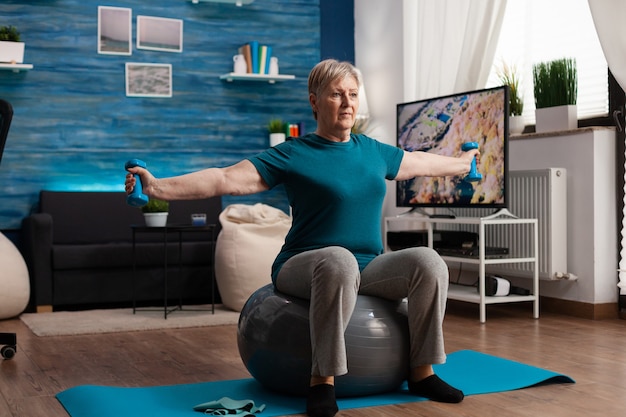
308, 59, 361, 120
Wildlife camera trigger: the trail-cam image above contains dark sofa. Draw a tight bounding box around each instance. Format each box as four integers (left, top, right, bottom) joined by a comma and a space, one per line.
21, 191, 222, 312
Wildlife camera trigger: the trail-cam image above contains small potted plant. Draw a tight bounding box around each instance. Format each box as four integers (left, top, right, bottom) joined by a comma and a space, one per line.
0, 25, 25, 64
496, 62, 524, 134
141, 198, 169, 227
268, 118, 286, 147
532, 57, 578, 133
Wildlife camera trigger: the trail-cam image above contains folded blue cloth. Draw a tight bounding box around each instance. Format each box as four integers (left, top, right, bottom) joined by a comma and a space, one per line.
193, 396, 266, 416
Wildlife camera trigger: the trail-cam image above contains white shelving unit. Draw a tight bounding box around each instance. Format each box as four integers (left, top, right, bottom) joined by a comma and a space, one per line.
0, 63, 33, 72
219, 73, 295, 84
384, 212, 539, 323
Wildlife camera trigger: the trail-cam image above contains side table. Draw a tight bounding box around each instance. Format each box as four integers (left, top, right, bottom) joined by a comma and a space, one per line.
131, 223, 217, 319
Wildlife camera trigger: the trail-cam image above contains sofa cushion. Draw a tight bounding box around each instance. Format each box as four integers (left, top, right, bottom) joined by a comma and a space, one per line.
52, 241, 215, 270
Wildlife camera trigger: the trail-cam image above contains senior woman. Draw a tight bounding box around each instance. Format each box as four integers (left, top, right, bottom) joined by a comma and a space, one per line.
125, 59, 476, 417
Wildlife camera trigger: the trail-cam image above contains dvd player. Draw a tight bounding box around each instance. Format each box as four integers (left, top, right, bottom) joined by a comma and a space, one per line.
436, 246, 509, 259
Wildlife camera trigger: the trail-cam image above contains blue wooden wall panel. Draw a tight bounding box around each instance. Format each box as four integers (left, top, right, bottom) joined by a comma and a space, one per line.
0, 0, 320, 228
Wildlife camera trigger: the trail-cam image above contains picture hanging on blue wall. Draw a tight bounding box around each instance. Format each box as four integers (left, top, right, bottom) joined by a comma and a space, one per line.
97, 6, 132, 55
137, 15, 183, 53
125, 63, 172, 97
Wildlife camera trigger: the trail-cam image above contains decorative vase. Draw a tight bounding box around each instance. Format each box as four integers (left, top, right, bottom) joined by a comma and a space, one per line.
509, 115, 525, 135
535, 105, 577, 133
233, 54, 246, 74
0, 41, 25, 64
269, 132, 286, 147
269, 57, 279, 75
143, 212, 168, 227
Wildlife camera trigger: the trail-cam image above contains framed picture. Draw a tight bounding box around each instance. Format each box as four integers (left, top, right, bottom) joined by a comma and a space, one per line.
98, 6, 132, 55
137, 16, 183, 53
125, 63, 172, 98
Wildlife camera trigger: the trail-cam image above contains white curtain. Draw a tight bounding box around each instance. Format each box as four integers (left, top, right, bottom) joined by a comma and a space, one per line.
587, 0, 626, 295
402, 0, 507, 102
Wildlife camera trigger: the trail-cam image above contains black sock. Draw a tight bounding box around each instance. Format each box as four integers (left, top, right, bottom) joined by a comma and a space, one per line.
306, 384, 339, 417
408, 374, 464, 403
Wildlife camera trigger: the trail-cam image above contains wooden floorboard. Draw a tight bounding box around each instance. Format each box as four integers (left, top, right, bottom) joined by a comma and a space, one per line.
1, 300, 626, 416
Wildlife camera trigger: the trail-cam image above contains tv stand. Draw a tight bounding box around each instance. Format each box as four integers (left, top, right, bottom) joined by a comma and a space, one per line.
484, 208, 518, 219
396, 207, 456, 218
383, 214, 538, 323
396, 207, 429, 217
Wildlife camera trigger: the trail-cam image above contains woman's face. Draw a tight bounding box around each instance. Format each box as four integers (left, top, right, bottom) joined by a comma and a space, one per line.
311, 75, 359, 137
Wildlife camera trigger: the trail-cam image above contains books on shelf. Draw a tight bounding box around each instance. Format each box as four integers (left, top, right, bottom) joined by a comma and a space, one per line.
238, 41, 273, 74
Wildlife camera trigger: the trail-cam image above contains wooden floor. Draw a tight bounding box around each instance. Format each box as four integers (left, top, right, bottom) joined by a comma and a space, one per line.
1, 301, 626, 417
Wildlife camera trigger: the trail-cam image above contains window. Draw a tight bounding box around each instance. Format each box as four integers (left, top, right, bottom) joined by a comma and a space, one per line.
485, 0, 608, 125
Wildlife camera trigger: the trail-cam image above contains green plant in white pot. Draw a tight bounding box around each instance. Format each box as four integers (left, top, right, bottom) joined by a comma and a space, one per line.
532, 58, 578, 133
0, 25, 25, 64
268, 118, 286, 147
141, 198, 169, 227
497, 62, 524, 134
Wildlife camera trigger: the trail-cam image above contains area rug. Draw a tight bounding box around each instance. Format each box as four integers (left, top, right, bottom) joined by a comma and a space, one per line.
20, 304, 240, 336
56, 350, 575, 417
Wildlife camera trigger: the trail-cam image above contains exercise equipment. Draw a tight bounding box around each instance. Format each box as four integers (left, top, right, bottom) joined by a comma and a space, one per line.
237, 284, 410, 398
125, 159, 149, 207
0, 333, 16, 360
461, 142, 482, 182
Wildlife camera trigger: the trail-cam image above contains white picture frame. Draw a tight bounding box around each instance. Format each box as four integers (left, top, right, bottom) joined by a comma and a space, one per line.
125, 63, 173, 98
136, 16, 183, 53
98, 6, 132, 55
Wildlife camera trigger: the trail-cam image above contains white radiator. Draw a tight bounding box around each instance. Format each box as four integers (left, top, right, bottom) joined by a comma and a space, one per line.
439, 168, 568, 280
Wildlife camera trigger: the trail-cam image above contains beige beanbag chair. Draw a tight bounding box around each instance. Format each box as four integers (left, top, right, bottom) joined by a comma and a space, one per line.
215, 204, 291, 312
0, 232, 30, 319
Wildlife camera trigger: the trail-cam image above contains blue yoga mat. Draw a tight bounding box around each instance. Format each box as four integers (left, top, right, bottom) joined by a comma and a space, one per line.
56, 350, 574, 417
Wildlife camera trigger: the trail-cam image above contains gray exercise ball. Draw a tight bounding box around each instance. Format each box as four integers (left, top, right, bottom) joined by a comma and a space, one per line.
237, 283, 410, 398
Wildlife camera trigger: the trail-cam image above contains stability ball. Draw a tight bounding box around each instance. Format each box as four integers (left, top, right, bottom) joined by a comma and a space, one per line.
237, 284, 410, 398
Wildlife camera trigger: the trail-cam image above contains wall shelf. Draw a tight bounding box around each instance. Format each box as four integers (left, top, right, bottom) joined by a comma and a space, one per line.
220, 73, 295, 84
0, 63, 33, 72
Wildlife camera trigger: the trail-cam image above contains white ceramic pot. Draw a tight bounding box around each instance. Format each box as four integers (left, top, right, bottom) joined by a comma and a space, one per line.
269, 132, 286, 147
269, 57, 279, 75
143, 212, 168, 227
535, 105, 577, 133
0, 41, 25, 64
233, 54, 246, 74
509, 115, 525, 135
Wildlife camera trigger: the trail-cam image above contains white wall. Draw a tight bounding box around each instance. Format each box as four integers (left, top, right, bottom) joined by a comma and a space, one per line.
354, 0, 405, 217
354, 1, 619, 306
509, 129, 617, 304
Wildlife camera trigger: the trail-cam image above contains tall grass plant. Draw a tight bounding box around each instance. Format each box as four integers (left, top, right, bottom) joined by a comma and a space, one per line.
532, 58, 577, 109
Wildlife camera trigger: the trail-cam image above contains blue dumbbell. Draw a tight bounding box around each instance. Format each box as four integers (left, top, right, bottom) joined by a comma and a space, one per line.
461, 142, 482, 182
125, 159, 149, 207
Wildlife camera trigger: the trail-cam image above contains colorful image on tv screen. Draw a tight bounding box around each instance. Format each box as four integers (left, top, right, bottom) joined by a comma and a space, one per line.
396, 86, 507, 207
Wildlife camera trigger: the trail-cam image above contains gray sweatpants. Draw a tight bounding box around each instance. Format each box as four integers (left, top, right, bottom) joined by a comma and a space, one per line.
275, 246, 449, 377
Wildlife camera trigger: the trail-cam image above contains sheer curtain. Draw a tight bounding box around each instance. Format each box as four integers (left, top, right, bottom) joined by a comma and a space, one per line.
587, 0, 626, 296
402, 0, 507, 102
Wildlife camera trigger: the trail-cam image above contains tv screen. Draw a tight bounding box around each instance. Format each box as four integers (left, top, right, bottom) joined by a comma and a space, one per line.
396, 85, 508, 210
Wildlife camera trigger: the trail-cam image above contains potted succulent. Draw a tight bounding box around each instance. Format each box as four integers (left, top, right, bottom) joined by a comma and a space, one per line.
496, 62, 524, 134
141, 198, 169, 227
268, 118, 286, 147
532, 57, 578, 133
0, 25, 25, 64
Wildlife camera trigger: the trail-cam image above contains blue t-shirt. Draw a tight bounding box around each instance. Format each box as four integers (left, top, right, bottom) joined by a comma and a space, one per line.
247, 133, 404, 282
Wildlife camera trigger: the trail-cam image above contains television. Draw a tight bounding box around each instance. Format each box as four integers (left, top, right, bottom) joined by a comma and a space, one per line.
396, 85, 509, 214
